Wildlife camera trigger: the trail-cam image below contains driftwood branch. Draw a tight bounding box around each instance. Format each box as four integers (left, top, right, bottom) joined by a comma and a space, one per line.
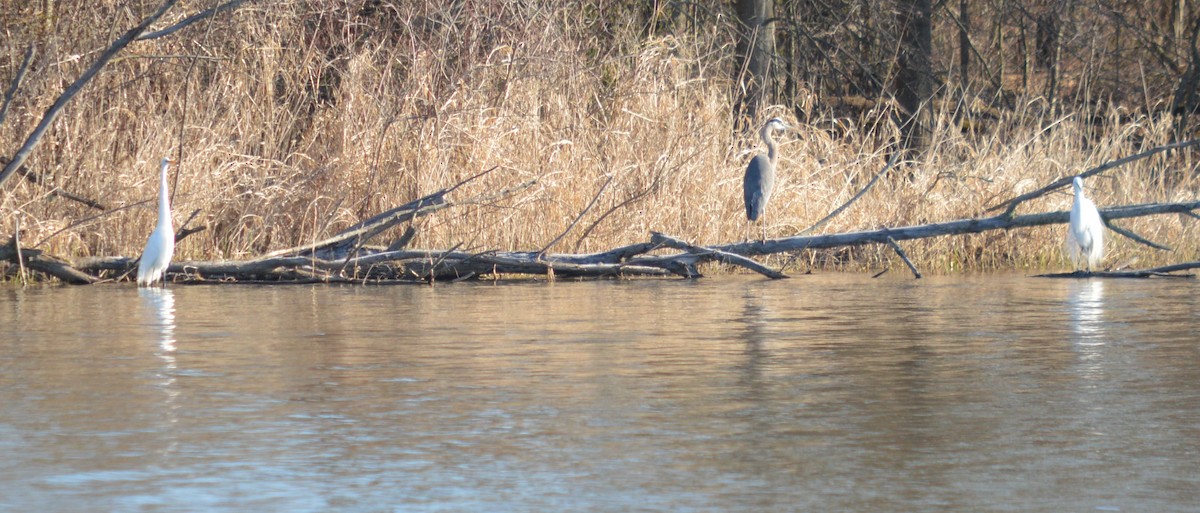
1035, 262, 1200, 279
886, 236, 922, 279
718, 199, 1200, 256
12, 193, 1199, 285
0, 0, 181, 188
261, 167, 517, 260
2, 236, 98, 284
1103, 220, 1171, 251
174, 208, 206, 243
650, 232, 788, 279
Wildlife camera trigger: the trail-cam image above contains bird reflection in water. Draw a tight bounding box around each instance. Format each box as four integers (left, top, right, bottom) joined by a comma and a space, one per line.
1067, 279, 1106, 379
139, 287, 178, 393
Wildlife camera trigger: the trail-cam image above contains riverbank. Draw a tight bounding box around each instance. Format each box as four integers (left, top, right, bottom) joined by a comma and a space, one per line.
2, 2, 1197, 277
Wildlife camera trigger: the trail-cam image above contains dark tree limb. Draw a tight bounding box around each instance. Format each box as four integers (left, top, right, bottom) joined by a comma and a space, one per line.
719, 199, 1200, 256
651, 232, 788, 279
0, 44, 34, 127
1035, 262, 1199, 279
1103, 220, 1171, 251
886, 236, 922, 279
260, 170, 525, 260
32, 198, 151, 248
174, 208, 206, 243
385, 226, 417, 251
2, 237, 98, 284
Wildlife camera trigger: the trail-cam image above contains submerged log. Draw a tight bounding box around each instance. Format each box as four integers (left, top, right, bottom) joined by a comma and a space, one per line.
1035, 262, 1200, 279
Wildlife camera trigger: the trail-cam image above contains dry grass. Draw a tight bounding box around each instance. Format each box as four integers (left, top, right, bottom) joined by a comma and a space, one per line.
1, 1, 1197, 276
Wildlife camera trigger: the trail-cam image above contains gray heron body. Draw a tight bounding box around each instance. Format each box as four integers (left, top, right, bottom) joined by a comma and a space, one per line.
743, 117, 792, 241
1068, 176, 1105, 272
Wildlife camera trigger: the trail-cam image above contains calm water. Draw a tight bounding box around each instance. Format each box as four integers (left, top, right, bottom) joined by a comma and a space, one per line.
1, 275, 1198, 512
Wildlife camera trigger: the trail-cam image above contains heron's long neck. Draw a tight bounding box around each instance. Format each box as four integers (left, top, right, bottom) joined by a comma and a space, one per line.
157, 162, 172, 228
761, 129, 778, 163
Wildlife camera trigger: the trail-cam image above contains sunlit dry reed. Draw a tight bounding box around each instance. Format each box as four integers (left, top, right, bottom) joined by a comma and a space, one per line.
1, 2, 1196, 276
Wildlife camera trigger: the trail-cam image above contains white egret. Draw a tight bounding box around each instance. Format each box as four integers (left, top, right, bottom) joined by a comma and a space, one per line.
743, 117, 792, 241
138, 157, 175, 286
1068, 176, 1105, 272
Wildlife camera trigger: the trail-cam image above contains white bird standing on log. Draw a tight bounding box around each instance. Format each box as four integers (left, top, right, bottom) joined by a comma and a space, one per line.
1068, 176, 1105, 272
743, 117, 792, 241
138, 157, 175, 286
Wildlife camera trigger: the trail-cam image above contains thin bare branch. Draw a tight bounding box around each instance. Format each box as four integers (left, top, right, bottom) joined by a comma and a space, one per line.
0, 0, 181, 188
539, 175, 612, 256
136, 0, 252, 41
1104, 221, 1172, 251
989, 138, 1200, 216
800, 149, 901, 235
13, 164, 107, 211
886, 237, 922, 279
0, 44, 34, 127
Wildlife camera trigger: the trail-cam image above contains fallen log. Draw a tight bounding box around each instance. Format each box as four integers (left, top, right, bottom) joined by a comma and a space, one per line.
73, 247, 688, 282
264, 171, 535, 261
7, 195, 1198, 284
1035, 262, 1200, 279
2, 236, 97, 284
650, 232, 788, 279
715, 200, 1200, 256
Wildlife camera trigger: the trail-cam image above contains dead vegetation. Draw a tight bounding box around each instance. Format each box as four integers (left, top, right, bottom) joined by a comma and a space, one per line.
0, 1, 1198, 283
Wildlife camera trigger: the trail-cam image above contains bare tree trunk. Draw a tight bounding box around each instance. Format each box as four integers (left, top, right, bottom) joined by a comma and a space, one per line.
895, 0, 932, 153
1172, 18, 1200, 136
735, 0, 775, 126
959, 0, 970, 87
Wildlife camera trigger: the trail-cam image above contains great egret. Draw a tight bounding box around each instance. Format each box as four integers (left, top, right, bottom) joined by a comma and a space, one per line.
1068, 176, 1105, 272
743, 117, 792, 241
138, 157, 175, 286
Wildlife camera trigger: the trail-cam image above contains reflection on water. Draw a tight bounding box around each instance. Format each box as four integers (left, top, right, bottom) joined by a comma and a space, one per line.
1067, 279, 1107, 383
140, 287, 177, 363
1068, 279, 1105, 340
1, 276, 1198, 512
139, 288, 180, 438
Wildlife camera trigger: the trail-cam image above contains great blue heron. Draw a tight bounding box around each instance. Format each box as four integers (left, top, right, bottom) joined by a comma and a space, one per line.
1068, 176, 1105, 272
138, 157, 175, 286
743, 117, 792, 241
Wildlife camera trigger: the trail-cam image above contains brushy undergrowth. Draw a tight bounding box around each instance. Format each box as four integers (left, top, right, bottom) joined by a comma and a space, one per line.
1, 1, 1197, 276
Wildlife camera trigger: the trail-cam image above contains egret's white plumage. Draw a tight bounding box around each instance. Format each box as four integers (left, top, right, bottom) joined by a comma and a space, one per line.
1068, 176, 1105, 272
138, 157, 175, 286
743, 117, 792, 241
